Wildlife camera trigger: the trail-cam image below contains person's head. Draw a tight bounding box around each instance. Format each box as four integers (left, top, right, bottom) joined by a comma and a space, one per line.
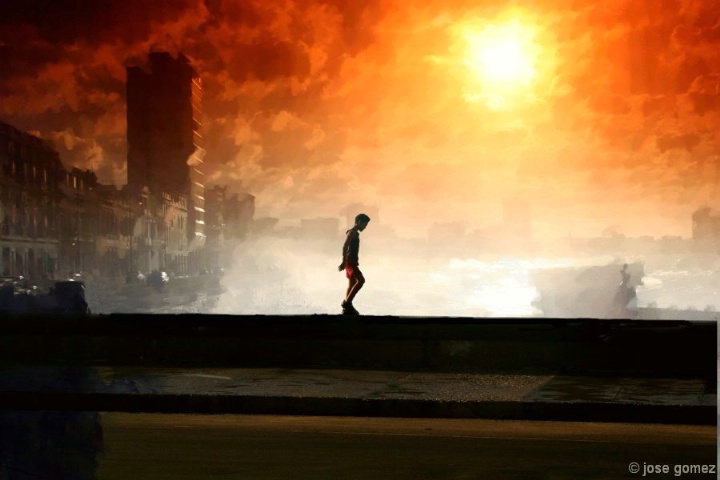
355, 213, 370, 230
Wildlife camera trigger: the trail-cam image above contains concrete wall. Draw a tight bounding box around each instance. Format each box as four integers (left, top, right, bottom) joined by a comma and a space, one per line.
0, 316, 715, 381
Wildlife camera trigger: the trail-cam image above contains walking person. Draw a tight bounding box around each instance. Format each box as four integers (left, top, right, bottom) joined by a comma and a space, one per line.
338, 213, 370, 314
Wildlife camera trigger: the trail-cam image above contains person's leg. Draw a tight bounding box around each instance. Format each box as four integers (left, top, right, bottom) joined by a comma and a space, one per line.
342, 279, 356, 313
345, 269, 365, 304
343, 265, 355, 307
345, 279, 354, 302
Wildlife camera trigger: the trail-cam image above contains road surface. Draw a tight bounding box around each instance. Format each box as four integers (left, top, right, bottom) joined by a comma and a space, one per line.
96, 414, 717, 479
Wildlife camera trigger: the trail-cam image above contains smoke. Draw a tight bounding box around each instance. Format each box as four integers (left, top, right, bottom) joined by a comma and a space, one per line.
188, 235, 206, 254
213, 236, 340, 314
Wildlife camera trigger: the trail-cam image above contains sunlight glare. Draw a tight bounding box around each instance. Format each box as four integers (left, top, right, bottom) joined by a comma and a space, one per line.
466, 26, 535, 86
453, 15, 546, 110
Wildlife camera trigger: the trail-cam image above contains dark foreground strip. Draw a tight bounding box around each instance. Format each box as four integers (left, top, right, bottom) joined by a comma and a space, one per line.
0, 391, 713, 426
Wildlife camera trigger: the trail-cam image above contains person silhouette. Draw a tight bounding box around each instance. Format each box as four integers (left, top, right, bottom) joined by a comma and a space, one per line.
612, 263, 636, 318
338, 213, 370, 314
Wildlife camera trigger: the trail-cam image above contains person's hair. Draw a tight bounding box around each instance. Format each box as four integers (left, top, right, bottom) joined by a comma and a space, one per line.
355, 213, 371, 224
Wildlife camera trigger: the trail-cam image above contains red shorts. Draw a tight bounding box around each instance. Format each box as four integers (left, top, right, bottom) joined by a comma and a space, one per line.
345, 263, 360, 279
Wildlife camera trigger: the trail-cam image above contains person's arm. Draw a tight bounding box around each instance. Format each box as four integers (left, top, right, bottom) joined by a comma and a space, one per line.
338, 229, 355, 270
338, 232, 351, 272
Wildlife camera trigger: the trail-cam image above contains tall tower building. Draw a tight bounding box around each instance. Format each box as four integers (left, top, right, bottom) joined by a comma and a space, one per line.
126, 52, 205, 244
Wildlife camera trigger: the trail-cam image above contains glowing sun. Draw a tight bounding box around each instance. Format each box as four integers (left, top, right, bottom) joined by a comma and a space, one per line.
463, 20, 539, 98
462, 20, 538, 90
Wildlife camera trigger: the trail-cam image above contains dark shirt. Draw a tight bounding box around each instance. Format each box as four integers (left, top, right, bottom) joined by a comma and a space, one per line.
345, 229, 360, 265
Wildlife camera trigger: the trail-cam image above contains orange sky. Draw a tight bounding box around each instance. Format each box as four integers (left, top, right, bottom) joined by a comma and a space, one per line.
1, 0, 719, 239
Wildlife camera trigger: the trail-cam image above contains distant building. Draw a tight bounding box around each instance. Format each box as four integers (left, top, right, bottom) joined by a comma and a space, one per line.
203, 185, 226, 271
126, 51, 205, 271
659, 235, 688, 255
116, 186, 191, 276
204, 185, 255, 269
691, 206, 720, 252
159, 191, 189, 274
1, 119, 198, 281
94, 185, 133, 279
204, 186, 255, 239
223, 192, 255, 239
252, 217, 279, 236
300, 217, 339, 240
58, 167, 99, 276
692, 206, 720, 241
0, 121, 65, 278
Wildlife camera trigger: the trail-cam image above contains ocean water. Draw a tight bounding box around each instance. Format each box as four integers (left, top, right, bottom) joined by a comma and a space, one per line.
211, 239, 720, 318
637, 267, 720, 313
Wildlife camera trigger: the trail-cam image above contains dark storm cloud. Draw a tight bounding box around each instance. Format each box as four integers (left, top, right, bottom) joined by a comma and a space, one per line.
0, 0, 197, 44
202, 0, 263, 25
0, 0, 383, 115
0, 24, 56, 86
320, 0, 386, 54
228, 39, 312, 82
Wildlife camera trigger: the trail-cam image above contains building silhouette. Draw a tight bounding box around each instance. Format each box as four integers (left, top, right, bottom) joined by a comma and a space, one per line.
126, 52, 205, 257
0, 121, 64, 278
204, 186, 255, 270
691, 206, 720, 253
0, 52, 257, 281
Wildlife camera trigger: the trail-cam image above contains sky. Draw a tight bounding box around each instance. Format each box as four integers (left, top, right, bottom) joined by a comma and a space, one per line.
1, 0, 720, 239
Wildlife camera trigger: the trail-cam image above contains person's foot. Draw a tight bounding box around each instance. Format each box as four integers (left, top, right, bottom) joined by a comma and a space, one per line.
341, 301, 359, 315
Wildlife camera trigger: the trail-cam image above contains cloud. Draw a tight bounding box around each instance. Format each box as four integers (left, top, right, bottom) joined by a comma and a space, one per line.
0, 0, 719, 239
45, 129, 102, 166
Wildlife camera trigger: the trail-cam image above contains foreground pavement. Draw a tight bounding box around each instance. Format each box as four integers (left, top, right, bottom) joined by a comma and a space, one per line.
1, 413, 715, 480
0, 365, 714, 425
96, 414, 717, 480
